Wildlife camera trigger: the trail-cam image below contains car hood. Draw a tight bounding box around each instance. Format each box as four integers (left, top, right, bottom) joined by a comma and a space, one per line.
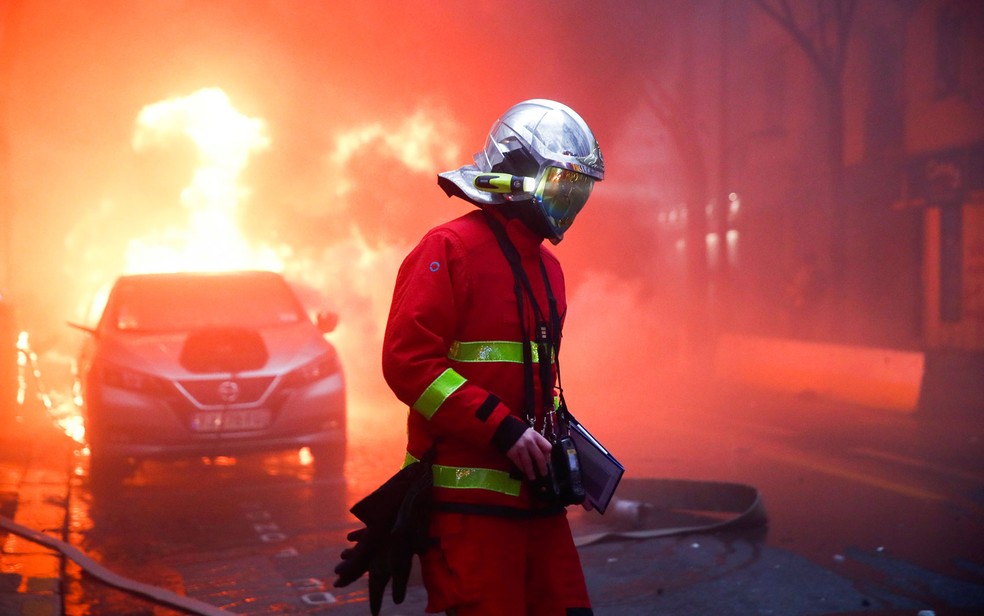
93, 323, 333, 378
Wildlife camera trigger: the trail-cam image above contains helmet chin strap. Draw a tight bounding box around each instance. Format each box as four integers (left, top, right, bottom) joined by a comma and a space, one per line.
498, 200, 560, 244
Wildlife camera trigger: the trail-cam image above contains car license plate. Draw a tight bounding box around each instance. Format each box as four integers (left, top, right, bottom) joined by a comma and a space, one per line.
191, 409, 272, 432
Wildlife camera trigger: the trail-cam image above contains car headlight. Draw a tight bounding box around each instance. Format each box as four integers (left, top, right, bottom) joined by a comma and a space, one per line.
93, 359, 171, 394
282, 350, 340, 387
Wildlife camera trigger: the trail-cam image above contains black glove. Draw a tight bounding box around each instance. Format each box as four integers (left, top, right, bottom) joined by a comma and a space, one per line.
333, 527, 381, 588
333, 454, 434, 615
333, 524, 413, 615
367, 530, 414, 615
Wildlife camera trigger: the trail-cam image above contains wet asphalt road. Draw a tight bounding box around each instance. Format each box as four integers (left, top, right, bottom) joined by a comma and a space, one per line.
4, 366, 984, 615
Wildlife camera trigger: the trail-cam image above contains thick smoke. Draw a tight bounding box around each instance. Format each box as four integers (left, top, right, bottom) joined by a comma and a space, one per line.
1, 1, 721, 452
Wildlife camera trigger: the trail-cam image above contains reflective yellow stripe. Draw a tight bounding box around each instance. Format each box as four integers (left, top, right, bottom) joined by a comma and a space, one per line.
448, 340, 553, 364
413, 368, 466, 420
404, 452, 522, 497
432, 465, 522, 497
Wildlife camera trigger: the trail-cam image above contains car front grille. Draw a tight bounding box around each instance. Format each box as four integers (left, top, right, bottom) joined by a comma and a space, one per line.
177, 376, 277, 408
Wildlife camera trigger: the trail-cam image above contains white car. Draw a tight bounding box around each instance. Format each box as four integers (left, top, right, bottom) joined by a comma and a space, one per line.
73, 270, 345, 481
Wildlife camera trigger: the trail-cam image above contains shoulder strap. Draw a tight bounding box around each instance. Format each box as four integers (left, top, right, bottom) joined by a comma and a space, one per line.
482, 211, 564, 435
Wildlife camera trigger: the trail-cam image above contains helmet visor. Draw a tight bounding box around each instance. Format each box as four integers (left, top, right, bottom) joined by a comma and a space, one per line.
534, 166, 594, 236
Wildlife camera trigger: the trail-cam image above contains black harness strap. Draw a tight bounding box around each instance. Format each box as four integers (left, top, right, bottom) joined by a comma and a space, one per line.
483, 211, 563, 435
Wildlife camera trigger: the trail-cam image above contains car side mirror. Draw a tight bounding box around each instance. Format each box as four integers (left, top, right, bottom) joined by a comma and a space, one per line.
316, 311, 338, 334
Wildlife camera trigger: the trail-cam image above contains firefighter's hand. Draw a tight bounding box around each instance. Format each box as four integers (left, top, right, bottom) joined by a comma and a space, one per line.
506, 428, 553, 480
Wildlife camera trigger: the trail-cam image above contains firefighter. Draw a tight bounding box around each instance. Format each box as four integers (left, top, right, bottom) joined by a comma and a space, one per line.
381, 99, 603, 615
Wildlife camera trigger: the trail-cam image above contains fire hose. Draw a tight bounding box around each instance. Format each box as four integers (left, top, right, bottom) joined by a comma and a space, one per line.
572, 478, 768, 547
5, 334, 234, 615
0, 482, 766, 616
5, 334, 767, 614
1, 468, 765, 615
0, 514, 233, 616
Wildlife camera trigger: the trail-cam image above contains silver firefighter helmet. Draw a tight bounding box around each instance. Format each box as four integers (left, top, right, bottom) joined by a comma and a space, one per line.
438, 99, 604, 244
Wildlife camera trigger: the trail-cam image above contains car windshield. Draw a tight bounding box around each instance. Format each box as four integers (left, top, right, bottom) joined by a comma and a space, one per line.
106, 273, 306, 332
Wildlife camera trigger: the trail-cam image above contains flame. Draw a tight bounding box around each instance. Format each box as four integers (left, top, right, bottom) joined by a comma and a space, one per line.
125, 87, 283, 274
60, 93, 464, 453
16, 330, 86, 443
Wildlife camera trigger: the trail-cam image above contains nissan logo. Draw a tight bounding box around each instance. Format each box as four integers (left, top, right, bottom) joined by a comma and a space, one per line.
218, 380, 240, 403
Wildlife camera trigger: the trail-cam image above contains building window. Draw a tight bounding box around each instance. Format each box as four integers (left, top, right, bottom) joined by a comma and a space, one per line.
865, 36, 904, 157
934, 3, 964, 100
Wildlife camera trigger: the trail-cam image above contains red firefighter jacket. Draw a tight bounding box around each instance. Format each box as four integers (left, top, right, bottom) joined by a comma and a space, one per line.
382, 208, 566, 512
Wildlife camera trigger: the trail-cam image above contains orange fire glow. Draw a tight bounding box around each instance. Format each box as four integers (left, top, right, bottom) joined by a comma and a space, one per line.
125, 87, 285, 276
79, 88, 289, 327
67, 88, 458, 448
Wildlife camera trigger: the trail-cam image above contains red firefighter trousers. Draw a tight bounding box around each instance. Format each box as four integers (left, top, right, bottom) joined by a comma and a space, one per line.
420, 509, 592, 615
